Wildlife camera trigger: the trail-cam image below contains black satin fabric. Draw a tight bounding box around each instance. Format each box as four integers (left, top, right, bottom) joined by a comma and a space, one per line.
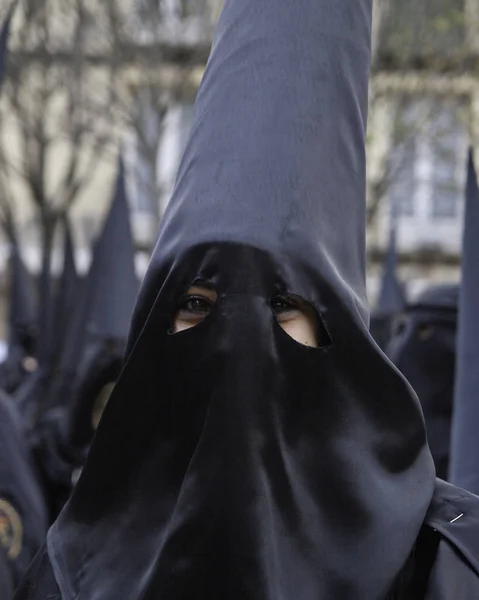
46, 0, 435, 598
48, 246, 434, 600
20, 479, 479, 600
387, 286, 458, 480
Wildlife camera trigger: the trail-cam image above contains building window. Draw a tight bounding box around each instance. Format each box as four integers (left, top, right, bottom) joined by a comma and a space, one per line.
428, 103, 464, 219
387, 96, 466, 221
157, 103, 194, 212
388, 99, 421, 217
136, 0, 208, 22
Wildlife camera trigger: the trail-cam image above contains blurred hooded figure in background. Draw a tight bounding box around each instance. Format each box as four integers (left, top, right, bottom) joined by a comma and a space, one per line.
15, 0, 479, 599
0, 392, 47, 592
0, 239, 38, 396
370, 223, 406, 350
30, 162, 137, 521
387, 285, 458, 480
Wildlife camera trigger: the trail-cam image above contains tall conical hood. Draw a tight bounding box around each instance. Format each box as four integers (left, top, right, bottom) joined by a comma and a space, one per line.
8, 237, 36, 353
376, 224, 406, 315
450, 149, 479, 493
59, 157, 137, 373
370, 223, 406, 349
49, 2, 434, 600
87, 157, 138, 341
129, 0, 371, 344
48, 219, 78, 366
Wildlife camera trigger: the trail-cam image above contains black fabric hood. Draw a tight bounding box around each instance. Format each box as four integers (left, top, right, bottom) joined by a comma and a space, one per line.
59, 156, 137, 377
387, 285, 458, 480
48, 1, 435, 599
7, 238, 37, 356
370, 225, 406, 350
376, 225, 406, 317
450, 150, 479, 493
48, 219, 78, 369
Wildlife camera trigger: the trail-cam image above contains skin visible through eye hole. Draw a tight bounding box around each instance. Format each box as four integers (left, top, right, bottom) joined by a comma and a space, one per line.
172, 286, 319, 348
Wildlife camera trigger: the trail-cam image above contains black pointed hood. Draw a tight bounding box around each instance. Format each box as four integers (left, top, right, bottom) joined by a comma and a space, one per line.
48, 2, 434, 600
59, 157, 138, 374
87, 157, 138, 341
450, 149, 479, 493
14, 222, 78, 425
7, 237, 36, 355
370, 224, 406, 349
377, 224, 406, 315
387, 284, 458, 480
47, 219, 78, 367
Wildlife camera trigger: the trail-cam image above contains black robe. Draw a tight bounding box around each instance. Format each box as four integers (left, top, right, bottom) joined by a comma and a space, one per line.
13, 480, 479, 599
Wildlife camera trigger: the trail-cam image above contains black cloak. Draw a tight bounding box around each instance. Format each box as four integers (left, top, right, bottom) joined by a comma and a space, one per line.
0, 393, 47, 588
15, 1, 479, 599
387, 285, 458, 480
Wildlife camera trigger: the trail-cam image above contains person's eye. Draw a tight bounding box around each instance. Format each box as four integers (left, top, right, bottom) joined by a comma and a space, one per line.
171, 287, 217, 334
178, 295, 213, 317
270, 295, 300, 318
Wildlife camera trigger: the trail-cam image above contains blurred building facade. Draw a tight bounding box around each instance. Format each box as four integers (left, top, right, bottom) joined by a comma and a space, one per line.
367, 0, 478, 302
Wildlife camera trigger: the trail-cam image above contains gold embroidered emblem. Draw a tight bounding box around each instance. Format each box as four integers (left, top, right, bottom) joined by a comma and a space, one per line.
0, 499, 22, 560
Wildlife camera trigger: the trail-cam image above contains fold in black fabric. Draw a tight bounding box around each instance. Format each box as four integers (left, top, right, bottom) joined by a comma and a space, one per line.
47, 0, 435, 598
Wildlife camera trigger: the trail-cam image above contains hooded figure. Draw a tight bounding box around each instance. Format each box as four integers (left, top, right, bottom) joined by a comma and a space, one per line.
14, 221, 78, 432
15, 1, 479, 599
0, 238, 38, 395
30, 159, 138, 521
0, 392, 47, 588
450, 151, 479, 494
387, 285, 458, 480
370, 223, 407, 350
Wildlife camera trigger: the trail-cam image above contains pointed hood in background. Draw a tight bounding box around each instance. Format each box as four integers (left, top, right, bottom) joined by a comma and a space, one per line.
387, 284, 458, 480
370, 222, 407, 349
87, 157, 138, 341
7, 236, 37, 355
377, 224, 406, 314
46, 219, 78, 368
15, 221, 78, 424
57, 156, 138, 384
449, 149, 479, 493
